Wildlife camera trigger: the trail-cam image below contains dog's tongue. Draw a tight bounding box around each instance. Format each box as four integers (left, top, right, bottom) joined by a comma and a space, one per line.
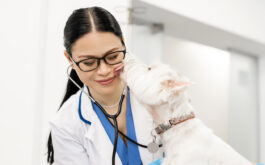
114, 64, 124, 76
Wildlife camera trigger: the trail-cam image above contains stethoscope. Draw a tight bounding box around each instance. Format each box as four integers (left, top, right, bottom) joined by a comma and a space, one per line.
66, 65, 162, 165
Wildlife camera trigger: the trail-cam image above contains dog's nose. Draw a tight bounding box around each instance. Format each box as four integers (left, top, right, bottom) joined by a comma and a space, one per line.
148, 67, 151, 70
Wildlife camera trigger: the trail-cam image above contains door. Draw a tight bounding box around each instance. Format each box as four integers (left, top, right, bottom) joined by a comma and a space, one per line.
229, 50, 259, 161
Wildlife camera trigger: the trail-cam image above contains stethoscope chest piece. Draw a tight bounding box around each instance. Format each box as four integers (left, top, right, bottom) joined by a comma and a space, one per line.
147, 142, 159, 153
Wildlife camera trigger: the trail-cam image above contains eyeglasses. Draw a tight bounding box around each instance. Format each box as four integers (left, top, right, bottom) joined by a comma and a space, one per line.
69, 49, 126, 72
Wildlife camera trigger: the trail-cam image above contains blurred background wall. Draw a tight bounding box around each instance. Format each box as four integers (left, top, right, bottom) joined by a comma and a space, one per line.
0, 0, 264, 164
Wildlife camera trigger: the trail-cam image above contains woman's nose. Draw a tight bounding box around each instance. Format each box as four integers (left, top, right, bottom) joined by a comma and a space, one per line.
97, 59, 111, 75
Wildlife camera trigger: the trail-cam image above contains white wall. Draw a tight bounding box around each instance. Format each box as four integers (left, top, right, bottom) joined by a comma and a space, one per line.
0, 0, 43, 164
140, 0, 265, 44
162, 35, 230, 141
130, 24, 163, 64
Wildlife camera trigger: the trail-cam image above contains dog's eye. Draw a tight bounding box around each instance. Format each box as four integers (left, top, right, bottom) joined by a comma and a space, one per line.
148, 67, 151, 71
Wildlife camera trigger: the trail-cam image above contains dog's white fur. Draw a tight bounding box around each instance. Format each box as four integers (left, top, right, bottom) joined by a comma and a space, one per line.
121, 53, 252, 165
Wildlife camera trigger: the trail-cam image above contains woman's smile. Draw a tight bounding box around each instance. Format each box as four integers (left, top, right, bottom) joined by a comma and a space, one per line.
96, 76, 116, 85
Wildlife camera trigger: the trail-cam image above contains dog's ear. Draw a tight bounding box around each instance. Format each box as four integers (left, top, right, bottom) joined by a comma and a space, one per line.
161, 78, 194, 95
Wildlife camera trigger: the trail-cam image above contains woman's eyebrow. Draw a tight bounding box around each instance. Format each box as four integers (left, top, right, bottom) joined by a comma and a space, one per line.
78, 47, 120, 59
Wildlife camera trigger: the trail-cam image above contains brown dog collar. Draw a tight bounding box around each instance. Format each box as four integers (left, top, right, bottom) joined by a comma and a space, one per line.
154, 112, 195, 134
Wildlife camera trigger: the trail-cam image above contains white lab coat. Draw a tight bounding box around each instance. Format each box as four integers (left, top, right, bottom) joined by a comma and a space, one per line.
49, 86, 164, 165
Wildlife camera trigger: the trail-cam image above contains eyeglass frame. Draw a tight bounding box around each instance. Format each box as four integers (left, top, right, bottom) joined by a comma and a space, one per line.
68, 49, 127, 72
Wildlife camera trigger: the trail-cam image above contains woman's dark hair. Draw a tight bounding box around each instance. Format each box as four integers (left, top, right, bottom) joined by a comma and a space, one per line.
47, 6, 125, 164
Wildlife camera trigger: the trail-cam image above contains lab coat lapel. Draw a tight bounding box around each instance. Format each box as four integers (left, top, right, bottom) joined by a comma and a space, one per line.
81, 87, 123, 165
130, 92, 164, 164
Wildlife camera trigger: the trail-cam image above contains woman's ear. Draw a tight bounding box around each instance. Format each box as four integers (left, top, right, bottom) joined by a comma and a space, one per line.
64, 50, 72, 63
122, 36, 125, 45
64, 50, 74, 69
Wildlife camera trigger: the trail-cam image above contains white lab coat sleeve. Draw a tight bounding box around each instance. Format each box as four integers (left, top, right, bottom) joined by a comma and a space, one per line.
50, 122, 90, 165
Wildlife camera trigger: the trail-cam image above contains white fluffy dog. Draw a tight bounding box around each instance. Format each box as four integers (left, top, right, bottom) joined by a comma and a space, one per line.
121, 54, 252, 165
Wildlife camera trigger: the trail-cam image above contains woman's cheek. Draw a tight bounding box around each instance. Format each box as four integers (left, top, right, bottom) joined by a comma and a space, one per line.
79, 72, 94, 85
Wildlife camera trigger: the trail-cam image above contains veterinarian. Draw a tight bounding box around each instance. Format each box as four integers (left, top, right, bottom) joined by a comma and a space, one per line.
46, 6, 164, 165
